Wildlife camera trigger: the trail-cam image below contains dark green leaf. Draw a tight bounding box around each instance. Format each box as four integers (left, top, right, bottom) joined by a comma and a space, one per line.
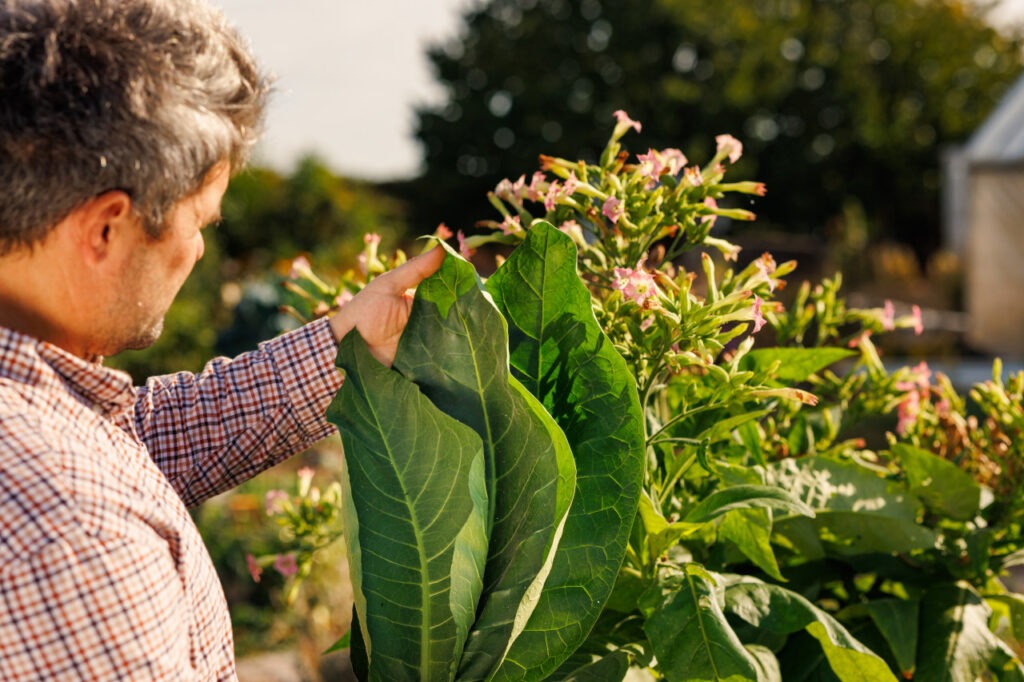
330, 332, 489, 680
890, 443, 981, 521
725, 580, 897, 682
865, 599, 918, 676
394, 247, 577, 680
486, 223, 646, 681
644, 565, 759, 682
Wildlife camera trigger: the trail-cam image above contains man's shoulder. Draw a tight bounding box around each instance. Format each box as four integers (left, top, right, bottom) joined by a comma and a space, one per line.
0, 381, 87, 566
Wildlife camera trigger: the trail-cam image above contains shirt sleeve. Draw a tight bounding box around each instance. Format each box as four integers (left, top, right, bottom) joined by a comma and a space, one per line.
0, 531, 197, 681
134, 318, 344, 507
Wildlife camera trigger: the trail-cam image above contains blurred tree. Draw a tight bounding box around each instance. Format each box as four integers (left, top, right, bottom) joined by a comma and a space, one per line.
405, 0, 1023, 260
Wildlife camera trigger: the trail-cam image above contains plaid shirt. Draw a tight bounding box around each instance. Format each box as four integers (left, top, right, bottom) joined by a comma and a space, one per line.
0, 319, 343, 681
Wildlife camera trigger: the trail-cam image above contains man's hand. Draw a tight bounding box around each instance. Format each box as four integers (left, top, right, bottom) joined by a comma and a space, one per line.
328, 246, 446, 366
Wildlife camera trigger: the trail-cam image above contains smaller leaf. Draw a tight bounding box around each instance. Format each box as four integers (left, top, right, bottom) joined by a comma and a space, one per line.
890, 443, 981, 521
725, 580, 897, 682
746, 644, 781, 682
719, 509, 785, 582
865, 599, 919, 676
739, 347, 855, 383
644, 565, 760, 682
987, 593, 1024, 641
916, 583, 998, 682
684, 484, 815, 524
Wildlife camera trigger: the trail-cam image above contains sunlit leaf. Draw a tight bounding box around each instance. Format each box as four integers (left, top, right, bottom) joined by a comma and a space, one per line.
330, 332, 489, 680
486, 223, 646, 681
393, 246, 577, 680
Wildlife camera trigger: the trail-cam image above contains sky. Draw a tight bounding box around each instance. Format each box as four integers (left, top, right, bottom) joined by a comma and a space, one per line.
212, 0, 1024, 181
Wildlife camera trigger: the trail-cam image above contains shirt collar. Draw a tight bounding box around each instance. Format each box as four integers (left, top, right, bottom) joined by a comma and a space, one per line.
0, 325, 136, 415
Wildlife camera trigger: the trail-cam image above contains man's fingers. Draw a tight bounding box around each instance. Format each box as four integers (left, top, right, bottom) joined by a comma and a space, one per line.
379, 245, 445, 292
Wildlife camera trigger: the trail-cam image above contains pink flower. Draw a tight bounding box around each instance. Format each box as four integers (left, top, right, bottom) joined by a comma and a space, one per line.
701, 197, 719, 226
544, 181, 561, 212
363, 233, 381, 246
559, 219, 581, 233
274, 553, 299, 578
289, 256, 312, 280
640, 316, 655, 332
526, 172, 547, 201
602, 196, 625, 224
612, 259, 661, 308
297, 467, 315, 497
246, 554, 263, 583
500, 215, 522, 235
613, 109, 642, 134
638, 148, 689, 187
264, 489, 289, 516
716, 134, 743, 163
895, 361, 931, 393
897, 390, 920, 436
561, 171, 579, 197
755, 253, 777, 292
881, 300, 895, 331
751, 296, 766, 333
684, 166, 704, 187
912, 305, 923, 335
495, 178, 515, 201
434, 223, 453, 240
457, 230, 474, 259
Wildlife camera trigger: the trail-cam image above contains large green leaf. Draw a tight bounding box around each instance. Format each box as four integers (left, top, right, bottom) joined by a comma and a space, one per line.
643, 565, 760, 682
484, 223, 646, 681
684, 484, 815, 524
890, 443, 982, 521
768, 456, 937, 555
393, 247, 577, 680
916, 583, 1001, 682
738, 347, 856, 383
330, 332, 489, 681
725, 580, 897, 682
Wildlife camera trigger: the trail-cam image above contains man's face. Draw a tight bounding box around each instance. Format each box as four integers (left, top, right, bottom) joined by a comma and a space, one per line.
103, 162, 231, 355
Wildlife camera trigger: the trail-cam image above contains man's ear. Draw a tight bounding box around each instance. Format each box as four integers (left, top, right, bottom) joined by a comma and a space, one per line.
68, 190, 137, 265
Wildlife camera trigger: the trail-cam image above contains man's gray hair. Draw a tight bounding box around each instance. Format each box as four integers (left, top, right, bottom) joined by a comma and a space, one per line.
0, 0, 271, 252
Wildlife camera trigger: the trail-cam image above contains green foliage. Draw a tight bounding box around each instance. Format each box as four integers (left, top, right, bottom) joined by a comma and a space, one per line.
284, 116, 1024, 680
485, 225, 645, 681
409, 0, 1022, 256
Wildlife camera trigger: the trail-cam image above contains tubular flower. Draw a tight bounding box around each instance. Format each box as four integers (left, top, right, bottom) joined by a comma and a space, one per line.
755, 253, 778, 292
912, 305, 924, 335
289, 256, 312, 280
613, 109, 642, 136
881, 300, 896, 331
751, 296, 766, 333
716, 134, 743, 163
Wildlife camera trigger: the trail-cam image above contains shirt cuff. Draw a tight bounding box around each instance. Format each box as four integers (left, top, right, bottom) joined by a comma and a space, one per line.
259, 318, 344, 446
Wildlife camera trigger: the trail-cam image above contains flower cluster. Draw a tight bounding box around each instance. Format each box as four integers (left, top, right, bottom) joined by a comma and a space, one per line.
245, 467, 344, 604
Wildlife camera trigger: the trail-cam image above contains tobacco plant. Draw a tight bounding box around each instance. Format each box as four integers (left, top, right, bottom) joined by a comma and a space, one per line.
270, 113, 1024, 681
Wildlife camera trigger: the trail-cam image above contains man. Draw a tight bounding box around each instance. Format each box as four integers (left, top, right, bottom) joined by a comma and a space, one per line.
0, 0, 444, 679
